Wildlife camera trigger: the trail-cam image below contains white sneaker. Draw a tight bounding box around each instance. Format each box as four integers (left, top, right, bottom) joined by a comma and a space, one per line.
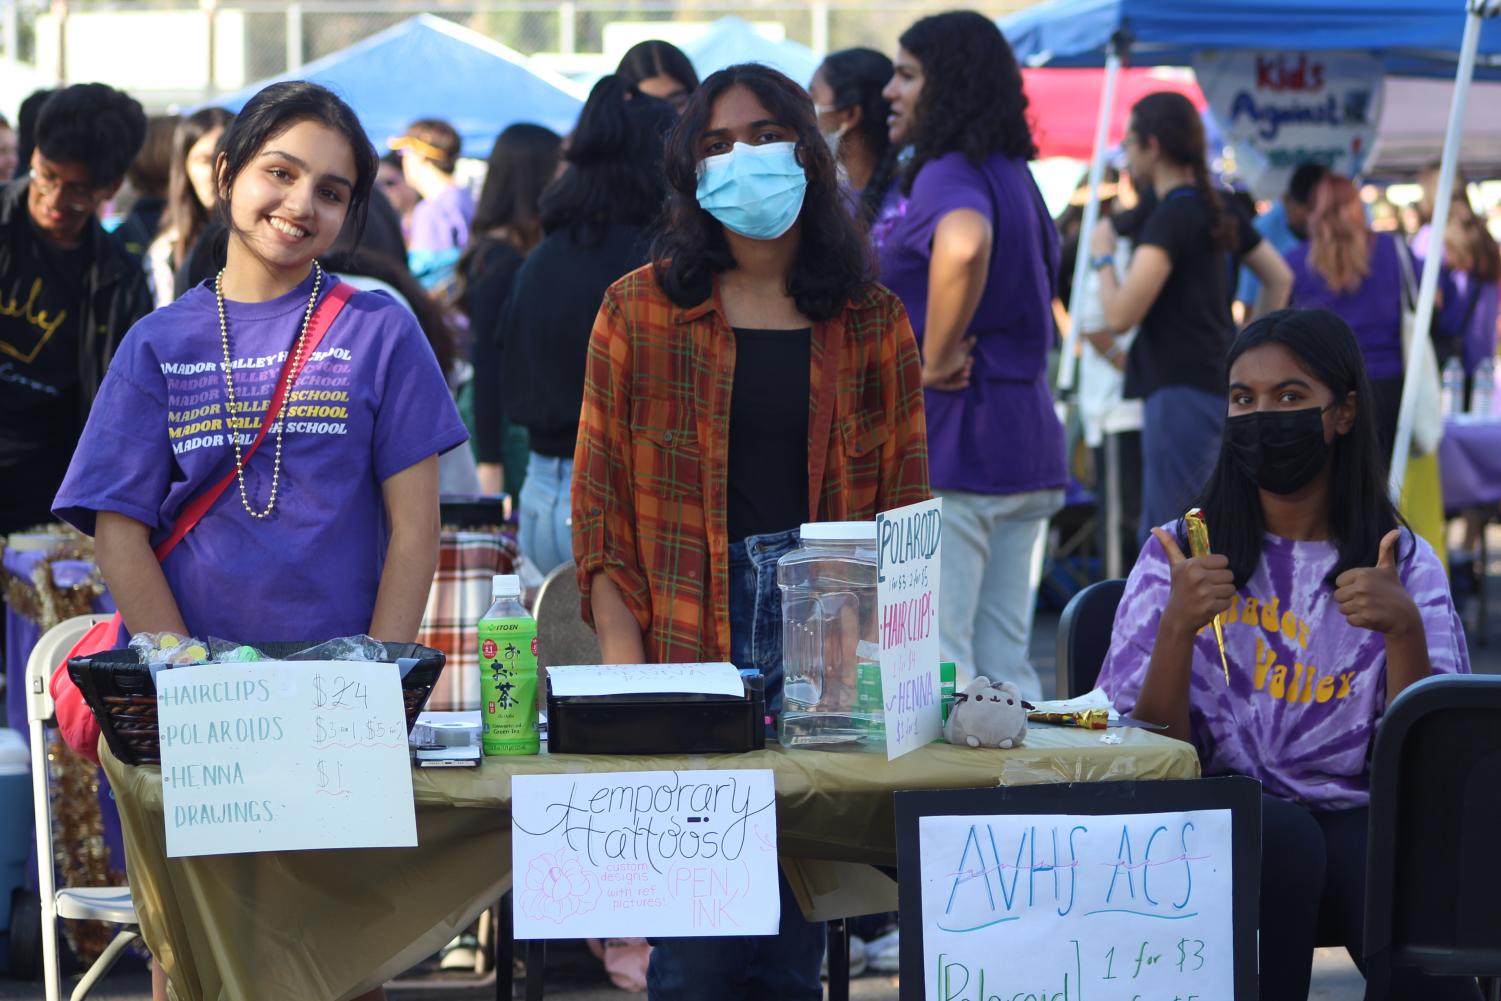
820, 934, 869, 978
865, 928, 900, 973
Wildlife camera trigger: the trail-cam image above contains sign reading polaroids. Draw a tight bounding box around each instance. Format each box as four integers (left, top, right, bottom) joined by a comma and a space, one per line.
894, 778, 1261, 1001
877, 497, 943, 759
1196, 51, 1384, 200
157, 661, 418, 857
511, 770, 779, 938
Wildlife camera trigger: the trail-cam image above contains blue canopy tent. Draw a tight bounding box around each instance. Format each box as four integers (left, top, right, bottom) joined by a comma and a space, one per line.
683, 16, 823, 87
1000, 0, 1501, 500
208, 14, 585, 159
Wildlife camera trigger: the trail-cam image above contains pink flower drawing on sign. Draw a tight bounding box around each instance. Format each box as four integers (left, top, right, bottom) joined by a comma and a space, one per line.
521, 853, 602, 923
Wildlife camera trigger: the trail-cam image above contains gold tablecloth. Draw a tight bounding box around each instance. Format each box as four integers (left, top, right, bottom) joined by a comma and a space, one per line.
99, 727, 1199, 1001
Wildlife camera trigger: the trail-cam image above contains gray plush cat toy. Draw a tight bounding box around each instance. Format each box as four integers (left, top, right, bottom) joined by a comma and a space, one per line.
944, 677, 1029, 749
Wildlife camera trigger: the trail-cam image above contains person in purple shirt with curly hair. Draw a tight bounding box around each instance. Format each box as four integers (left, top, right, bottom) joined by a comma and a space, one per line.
1097, 308, 1480, 1001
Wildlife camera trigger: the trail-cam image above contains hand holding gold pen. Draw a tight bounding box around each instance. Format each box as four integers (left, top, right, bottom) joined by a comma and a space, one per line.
1149, 509, 1235, 684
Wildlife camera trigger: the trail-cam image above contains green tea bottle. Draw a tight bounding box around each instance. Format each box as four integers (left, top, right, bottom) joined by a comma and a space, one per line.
478, 574, 539, 755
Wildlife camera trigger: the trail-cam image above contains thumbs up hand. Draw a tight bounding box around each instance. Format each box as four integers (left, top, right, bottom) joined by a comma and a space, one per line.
1333, 529, 1421, 636
1152, 527, 1236, 636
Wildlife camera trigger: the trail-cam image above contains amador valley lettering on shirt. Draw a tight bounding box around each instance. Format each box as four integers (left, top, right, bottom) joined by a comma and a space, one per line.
1097, 529, 1467, 809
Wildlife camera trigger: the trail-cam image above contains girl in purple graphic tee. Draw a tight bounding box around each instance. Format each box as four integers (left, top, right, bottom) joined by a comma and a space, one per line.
1097, 308, 1479, 1001
54, 79, 466, 1001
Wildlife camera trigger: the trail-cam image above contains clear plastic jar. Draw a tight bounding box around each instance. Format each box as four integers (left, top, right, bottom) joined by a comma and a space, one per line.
777, 521, 882, 750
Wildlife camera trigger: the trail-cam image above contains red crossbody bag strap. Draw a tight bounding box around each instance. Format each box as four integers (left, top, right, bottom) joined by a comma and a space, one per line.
152, 280, 355, 562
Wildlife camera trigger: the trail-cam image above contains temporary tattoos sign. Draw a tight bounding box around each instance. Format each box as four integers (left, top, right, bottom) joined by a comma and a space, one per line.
510, 769, 780, 938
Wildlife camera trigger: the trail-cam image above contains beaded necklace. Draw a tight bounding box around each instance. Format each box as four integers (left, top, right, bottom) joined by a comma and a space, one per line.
214, 262, 322, 519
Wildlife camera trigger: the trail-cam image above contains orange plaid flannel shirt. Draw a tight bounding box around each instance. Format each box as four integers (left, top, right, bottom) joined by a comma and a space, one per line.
572, 265, 930, 664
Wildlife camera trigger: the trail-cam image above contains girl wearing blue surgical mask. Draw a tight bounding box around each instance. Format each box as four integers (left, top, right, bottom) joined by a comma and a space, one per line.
571, 63, 930, 1001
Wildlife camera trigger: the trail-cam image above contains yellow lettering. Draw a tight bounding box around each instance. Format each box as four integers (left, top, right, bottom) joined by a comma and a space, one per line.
1287, 663, 1304, 702
1260, 597, 1281, 633
1254, 635, 1277, 690
1228, 594, 1242, 625
1297, 620, 1309, 648
1280, 610, 1298, 643
0, 278, 67, 361
1315, 676, 1336, 703
1336, 672, 1355, 699
1242, 597, 1259, 627
1269, 665, 1288, 699
1299, 663, 1316, 703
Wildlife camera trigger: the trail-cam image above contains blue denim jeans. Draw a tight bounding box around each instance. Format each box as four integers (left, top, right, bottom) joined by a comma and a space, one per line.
1139, 386, 1224, 543
517, 453, 573, 575
647, 528, 824, 1001
646, 849, 825, 1001
724, 529, 799, 714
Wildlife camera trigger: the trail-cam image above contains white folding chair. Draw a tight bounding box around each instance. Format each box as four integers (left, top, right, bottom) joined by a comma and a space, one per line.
25, 614, 140, 1001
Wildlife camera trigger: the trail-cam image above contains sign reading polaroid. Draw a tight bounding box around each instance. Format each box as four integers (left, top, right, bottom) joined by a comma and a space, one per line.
877, 497, 943, 760
1196, 51, 1384, 200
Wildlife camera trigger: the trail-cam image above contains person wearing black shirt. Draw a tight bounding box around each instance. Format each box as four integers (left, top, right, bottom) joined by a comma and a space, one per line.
460, 123, 562, 498
497, 77, 673, 573
0, 83, 150, 538
1089, 91, 1291, 539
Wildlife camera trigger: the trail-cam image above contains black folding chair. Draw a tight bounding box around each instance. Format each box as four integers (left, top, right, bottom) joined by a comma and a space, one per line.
1364, 674, 1501, 1001
1054, 578, 1126, 699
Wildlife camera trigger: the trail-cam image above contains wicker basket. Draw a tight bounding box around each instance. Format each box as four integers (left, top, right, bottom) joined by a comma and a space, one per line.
67, 641, 445, 765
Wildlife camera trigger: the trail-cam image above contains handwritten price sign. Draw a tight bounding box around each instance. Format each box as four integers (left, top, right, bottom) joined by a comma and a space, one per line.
157, 661, 417, 857
511, 770, 780, 938
877, 498, 944, 759
917, 810, 1235, 1001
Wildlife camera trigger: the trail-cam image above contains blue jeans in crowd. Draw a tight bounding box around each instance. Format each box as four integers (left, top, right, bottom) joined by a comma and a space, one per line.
1139, 386, 1224, 543
517, 454, 573, 575
646, 528, 825, 1001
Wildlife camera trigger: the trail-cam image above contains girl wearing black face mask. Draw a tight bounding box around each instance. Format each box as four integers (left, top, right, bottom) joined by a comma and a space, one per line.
1096, 308, 1480, 1001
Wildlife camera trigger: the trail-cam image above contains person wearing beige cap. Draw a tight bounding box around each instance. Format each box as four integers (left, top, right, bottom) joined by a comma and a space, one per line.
390, 117, 474, 253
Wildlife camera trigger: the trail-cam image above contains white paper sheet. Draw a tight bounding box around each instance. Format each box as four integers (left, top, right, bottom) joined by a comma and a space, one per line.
511, 769, 779, 938
917, 809, 1235, 1001
546, 663, 745, 698
157, 661, 417, 857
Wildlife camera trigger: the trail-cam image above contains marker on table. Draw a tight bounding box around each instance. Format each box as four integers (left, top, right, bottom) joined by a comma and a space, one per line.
1185, 507, 1230, 685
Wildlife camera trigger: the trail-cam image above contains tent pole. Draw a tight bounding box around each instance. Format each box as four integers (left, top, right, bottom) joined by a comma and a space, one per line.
1057, 38, 1123, 393
1387, 0, 1491, 499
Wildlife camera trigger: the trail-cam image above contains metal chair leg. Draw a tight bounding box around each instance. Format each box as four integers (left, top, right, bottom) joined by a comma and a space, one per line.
498, 895, 513, 1001
40, 903, 62, 1001
827, 918, 850, 1001
524, 940, 546, 1001
70, 927, 141, 1001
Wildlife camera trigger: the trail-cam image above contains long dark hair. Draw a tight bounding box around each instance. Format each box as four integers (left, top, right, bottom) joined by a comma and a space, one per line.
454, 123, 561, 299
322, 248, 458, 377
215, 81, 378, 247
1130, 91, 1238, 252
816, 47, 897, 225
897, 12, 1035, 195
540, 75, 674, 245
163, 107, 234, 264
652, 63, 871, 322
615, 40, 700, 95
1184, 308, 1404, 589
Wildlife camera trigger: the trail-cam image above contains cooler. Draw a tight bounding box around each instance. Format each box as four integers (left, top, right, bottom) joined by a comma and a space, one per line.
0, 728, 33, 972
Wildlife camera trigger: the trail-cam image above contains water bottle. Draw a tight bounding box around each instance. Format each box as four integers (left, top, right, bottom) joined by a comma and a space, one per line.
1441, 356, 1465, 417
478, 574, 540, 755
1471, 357, 1495, 419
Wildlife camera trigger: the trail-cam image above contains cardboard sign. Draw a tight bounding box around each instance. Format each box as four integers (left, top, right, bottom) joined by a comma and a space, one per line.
1196, 51, 1384, 200
895, 779, 1262, 1001
157, 661, 417, 857
877, 498, 944, 759
511, 769, 779, 939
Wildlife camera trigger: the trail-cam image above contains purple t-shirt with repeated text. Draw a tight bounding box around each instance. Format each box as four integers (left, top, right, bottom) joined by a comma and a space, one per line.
877, 151, 1065, 496
53, 271, 468, 644
1096, 526, 1468, 809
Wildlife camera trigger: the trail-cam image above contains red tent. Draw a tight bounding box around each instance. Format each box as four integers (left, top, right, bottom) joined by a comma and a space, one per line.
1022, 67, 1205, 159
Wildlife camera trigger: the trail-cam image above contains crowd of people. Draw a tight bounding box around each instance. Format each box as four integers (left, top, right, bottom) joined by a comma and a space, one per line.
3, 9, 1501, 1001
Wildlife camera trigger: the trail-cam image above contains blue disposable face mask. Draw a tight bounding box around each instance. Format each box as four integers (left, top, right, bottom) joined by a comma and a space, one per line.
695, 141, 808, 240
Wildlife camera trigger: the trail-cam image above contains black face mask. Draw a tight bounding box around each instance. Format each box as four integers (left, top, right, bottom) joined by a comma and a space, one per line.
1225, 405, 1332, 495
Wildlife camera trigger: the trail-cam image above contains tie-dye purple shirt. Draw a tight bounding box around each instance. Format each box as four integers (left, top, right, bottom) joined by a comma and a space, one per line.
1097, 527, 1469, 809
